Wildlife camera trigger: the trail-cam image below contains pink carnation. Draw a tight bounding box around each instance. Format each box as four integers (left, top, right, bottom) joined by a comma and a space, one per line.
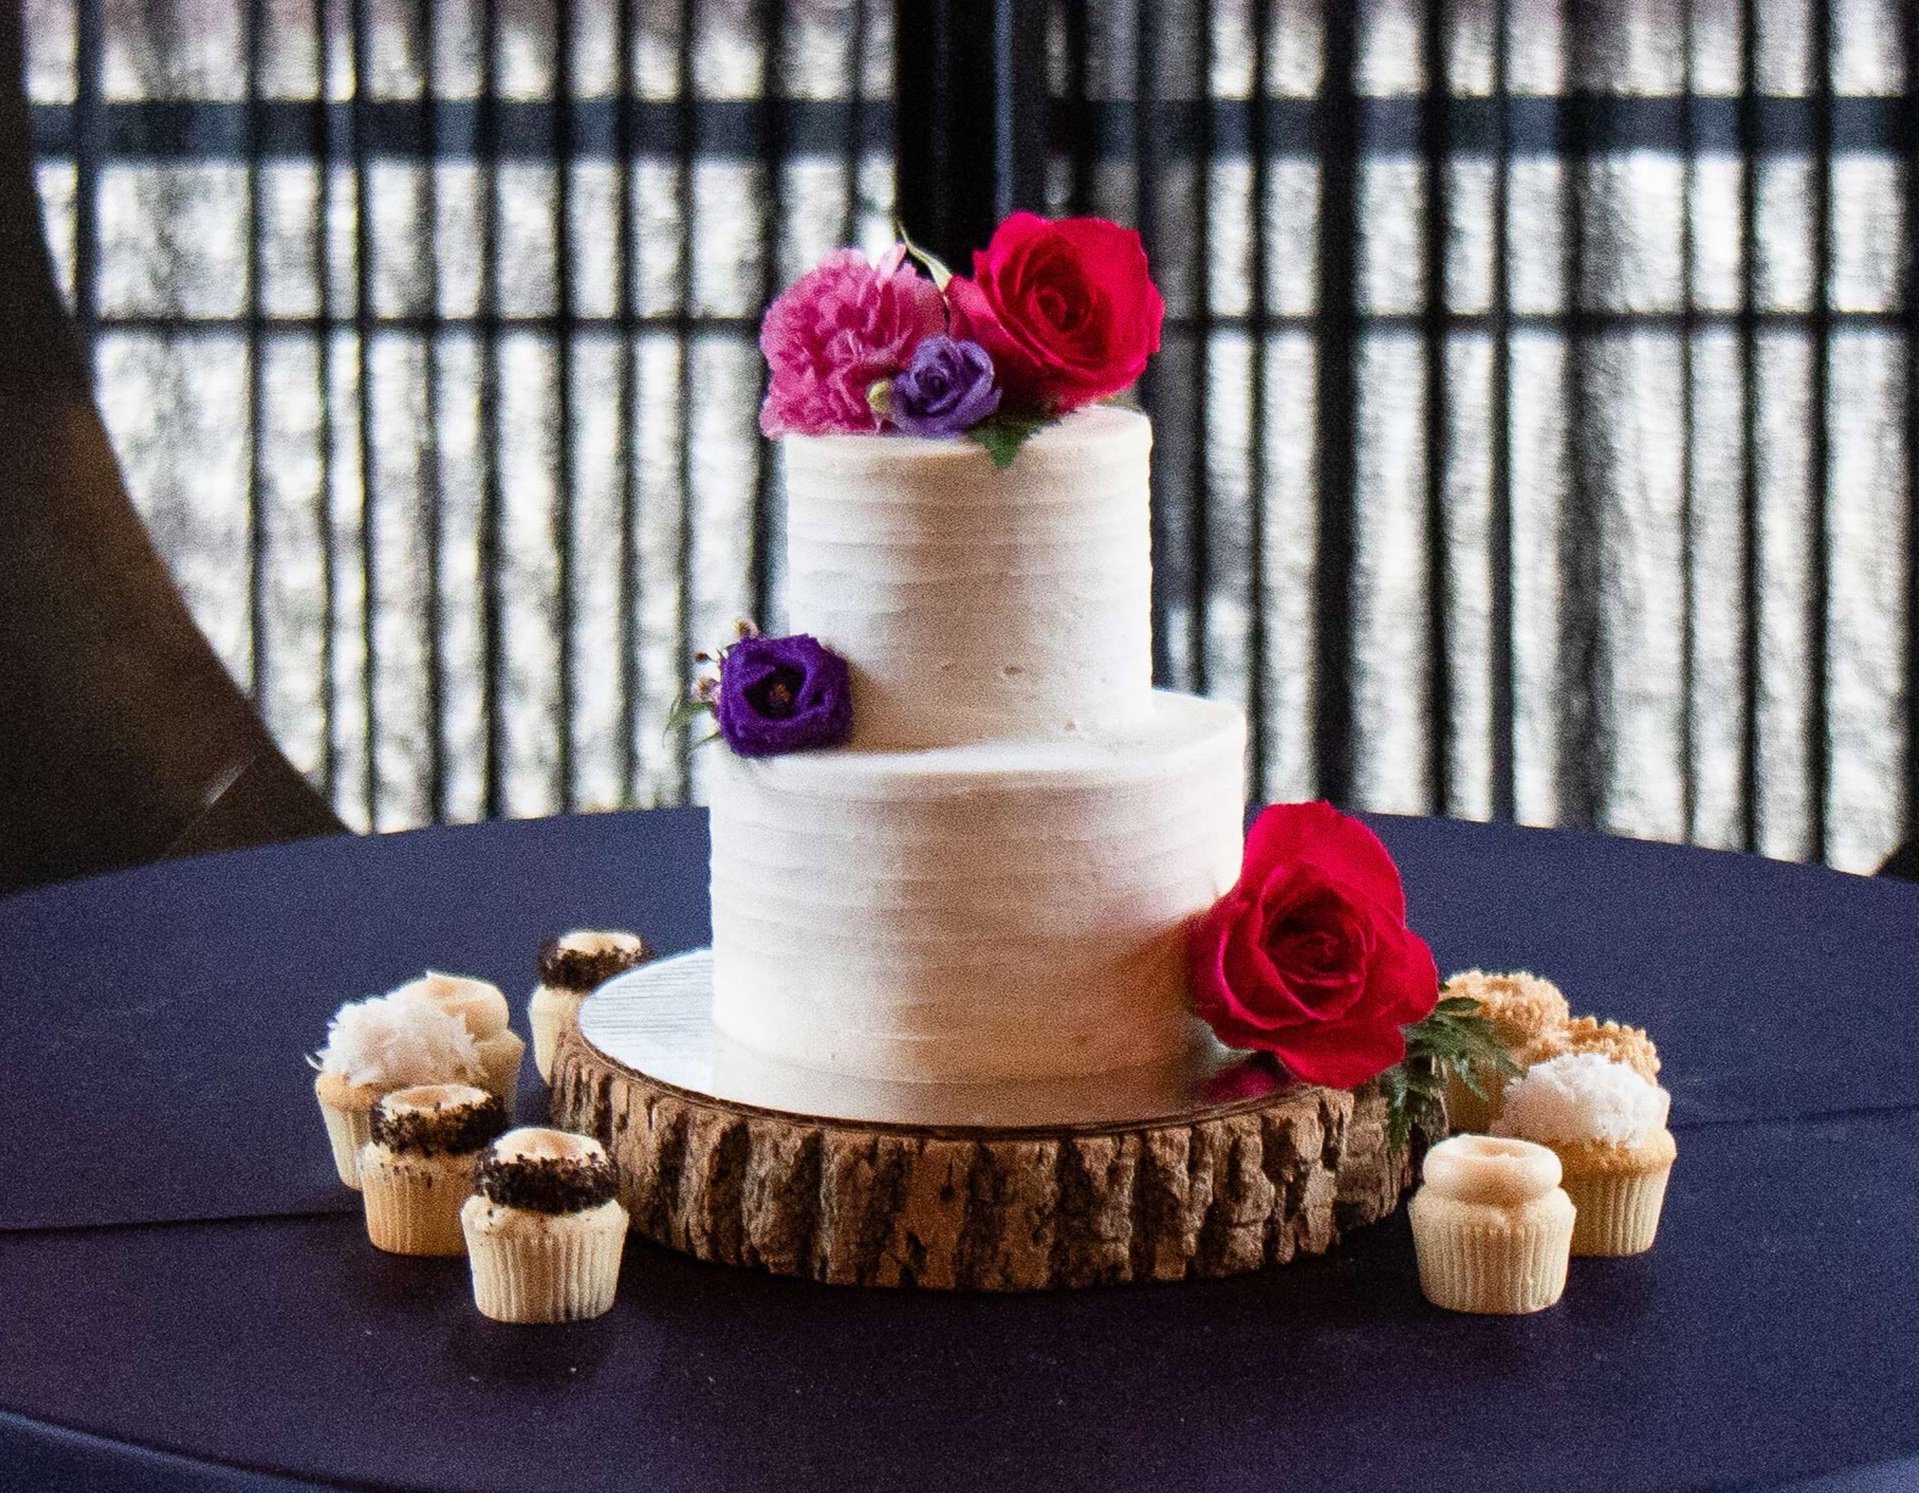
758, 245, 945, 437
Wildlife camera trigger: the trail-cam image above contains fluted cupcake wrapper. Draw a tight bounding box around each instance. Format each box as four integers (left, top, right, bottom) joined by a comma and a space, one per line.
465, 1212, 626, 1324
360, 1155, 477, 1256
474, 1030, 527, 1112
1411, 1196, 1575, 1315
1564, 1163, 1671, 1257
1442, 1072, 1502, 1136
318, 1097, 374, 1189
529, 989, 586, 1083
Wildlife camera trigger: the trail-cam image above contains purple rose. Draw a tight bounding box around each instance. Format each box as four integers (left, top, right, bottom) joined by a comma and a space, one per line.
715, 633, 853, 757
887, 335, 1001, 438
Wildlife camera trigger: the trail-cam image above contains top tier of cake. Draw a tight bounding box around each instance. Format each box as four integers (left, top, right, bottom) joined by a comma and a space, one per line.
782, 406, 1153, 749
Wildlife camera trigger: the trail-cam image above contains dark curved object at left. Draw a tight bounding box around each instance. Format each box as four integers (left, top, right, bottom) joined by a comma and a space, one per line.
0, 3, 344, 896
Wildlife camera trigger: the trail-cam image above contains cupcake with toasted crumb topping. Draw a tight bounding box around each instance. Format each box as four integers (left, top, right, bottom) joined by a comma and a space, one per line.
1440, 970, 1572, 1133
528, 931, 657, 1082
358, 1084, 508, 1256
462, 1128, 627, 1322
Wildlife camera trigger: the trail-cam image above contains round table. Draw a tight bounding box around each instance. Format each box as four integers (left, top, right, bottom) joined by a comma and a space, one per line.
2, 809, 1915, 1493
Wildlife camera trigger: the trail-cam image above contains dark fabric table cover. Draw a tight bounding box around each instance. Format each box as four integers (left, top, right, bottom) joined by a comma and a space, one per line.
1, 809, 1915, 1492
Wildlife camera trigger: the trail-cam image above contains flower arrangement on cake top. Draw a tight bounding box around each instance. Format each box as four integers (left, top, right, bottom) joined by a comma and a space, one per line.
759, 212, 1166, 467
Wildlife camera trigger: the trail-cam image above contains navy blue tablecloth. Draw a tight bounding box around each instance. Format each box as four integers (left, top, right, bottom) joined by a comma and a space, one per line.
2, 809, 1915, 1492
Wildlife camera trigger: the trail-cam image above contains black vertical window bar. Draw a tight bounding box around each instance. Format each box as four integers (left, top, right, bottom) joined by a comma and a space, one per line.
1679, 0, 1699, 843
1311, 0, 1359, 806
244, 0, 267, 699
1420, 0, 1453, 815
615, 0, 642, 802
313, 0, 339, 801
420, 0, 447, 821
1904, 0, 1919, 853
1807, 3, 1833, 862
1135, 0, 1170, 686
477, 0, 505, 818
351, 0, 377, 829
672, 0, 698, 799
1488, 0, 1516, 821
1245, 0, 1271, 805
71, 0, 100, 364
1737, 0, 1761, 850
1558, 3, 1604, 829
749, 0, 787, 631
841, 0, 868, 248
1187, 2, 1213, 695
554, 0, 578, 810
1060, 0, 1094, 220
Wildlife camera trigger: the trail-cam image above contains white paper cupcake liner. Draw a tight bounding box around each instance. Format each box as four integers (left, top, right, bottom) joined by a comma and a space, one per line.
464, 1205, 627, 1323
473, 1030, 527, 1112
360, 1152, 478, 1256
1564, 1163, 1671, 1257
318, 1097, 374, 1189
1411, 1194, 1575, 1315
529, 988, 586, 1083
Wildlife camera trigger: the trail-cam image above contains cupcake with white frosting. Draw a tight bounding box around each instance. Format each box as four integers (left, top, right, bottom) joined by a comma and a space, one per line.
392, 971, 526, 1111
359, 1084, 509, 1256
1492, 1051, 1676, 1256
462, 1128, 627, 1323
529, 931, 656, 1082
311, 987, 485, 1188
1409, 1133, 1576, 1315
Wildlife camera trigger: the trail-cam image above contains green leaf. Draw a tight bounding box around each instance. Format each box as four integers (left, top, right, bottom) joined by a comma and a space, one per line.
896, 223, 954, 290
664, 692, 713, 742
1435, 995, 1481, 1015
867, 379, 894, 419
968, 416, 1048, 470
1376, 992, 1521, 1158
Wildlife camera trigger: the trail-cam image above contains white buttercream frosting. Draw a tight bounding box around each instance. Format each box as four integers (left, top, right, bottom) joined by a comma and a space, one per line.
710, 692, 1247, 1083
1492, 1052, 1672, 1147
781, 406, 1155, 748
315, 989, 484, 1090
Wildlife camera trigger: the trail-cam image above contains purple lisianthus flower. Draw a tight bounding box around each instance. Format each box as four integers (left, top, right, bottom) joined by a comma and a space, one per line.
887, 335, 1001, 438
715, 633, 853, 757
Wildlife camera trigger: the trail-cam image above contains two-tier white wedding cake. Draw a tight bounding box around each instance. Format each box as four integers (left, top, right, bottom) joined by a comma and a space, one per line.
708, 407, 1249, 1084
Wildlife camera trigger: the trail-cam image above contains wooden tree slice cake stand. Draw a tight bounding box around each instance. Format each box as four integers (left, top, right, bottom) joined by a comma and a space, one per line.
551, 952, 1412, 1291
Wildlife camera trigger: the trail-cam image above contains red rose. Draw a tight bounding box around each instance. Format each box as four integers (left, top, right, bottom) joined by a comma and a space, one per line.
946, 213, 1164, 416
1189, 802, 1440, 1090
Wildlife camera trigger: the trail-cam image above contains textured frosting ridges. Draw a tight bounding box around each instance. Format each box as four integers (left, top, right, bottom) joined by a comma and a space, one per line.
781, 406, 1154, 748
710, 694, 1247, 1083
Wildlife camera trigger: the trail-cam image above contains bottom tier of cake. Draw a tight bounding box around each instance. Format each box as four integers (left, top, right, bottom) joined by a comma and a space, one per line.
708, 691, 1248, 1084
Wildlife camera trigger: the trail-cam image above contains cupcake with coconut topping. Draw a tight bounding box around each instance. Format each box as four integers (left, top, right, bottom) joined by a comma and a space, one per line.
392, 971, 526, 1111
1493, 1050, 1676, 1256
529, 930, 657, 1082
359, 1084, 508, 1256
311, 987, 485, 1188
1441, 970, 1573, 1132
462, 1128, 627, 1323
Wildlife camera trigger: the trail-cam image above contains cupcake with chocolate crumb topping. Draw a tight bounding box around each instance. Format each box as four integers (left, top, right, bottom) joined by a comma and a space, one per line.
358, 1084, 508, 1256
311, 988, 484, 1188
462, 1128, 627, 1322
529, 931, 657, 1082
393, 971, 526, 1112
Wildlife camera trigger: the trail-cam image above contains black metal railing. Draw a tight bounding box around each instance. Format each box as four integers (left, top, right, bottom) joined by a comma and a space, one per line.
20, 0, 1919, 874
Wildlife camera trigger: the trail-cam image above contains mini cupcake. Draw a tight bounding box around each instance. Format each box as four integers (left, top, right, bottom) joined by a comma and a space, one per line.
1541, 1014, 1661, 1083
1440, 970, 1572, 1133
310, 987, 485, 1188
393, 971, 526, 1111
1409, 1133, 1576, 1315
1492, 1051, 1676, 1256
462, 1128, 627, 1323
358, 1083, 509, 1256
529, 930, 657, 1082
